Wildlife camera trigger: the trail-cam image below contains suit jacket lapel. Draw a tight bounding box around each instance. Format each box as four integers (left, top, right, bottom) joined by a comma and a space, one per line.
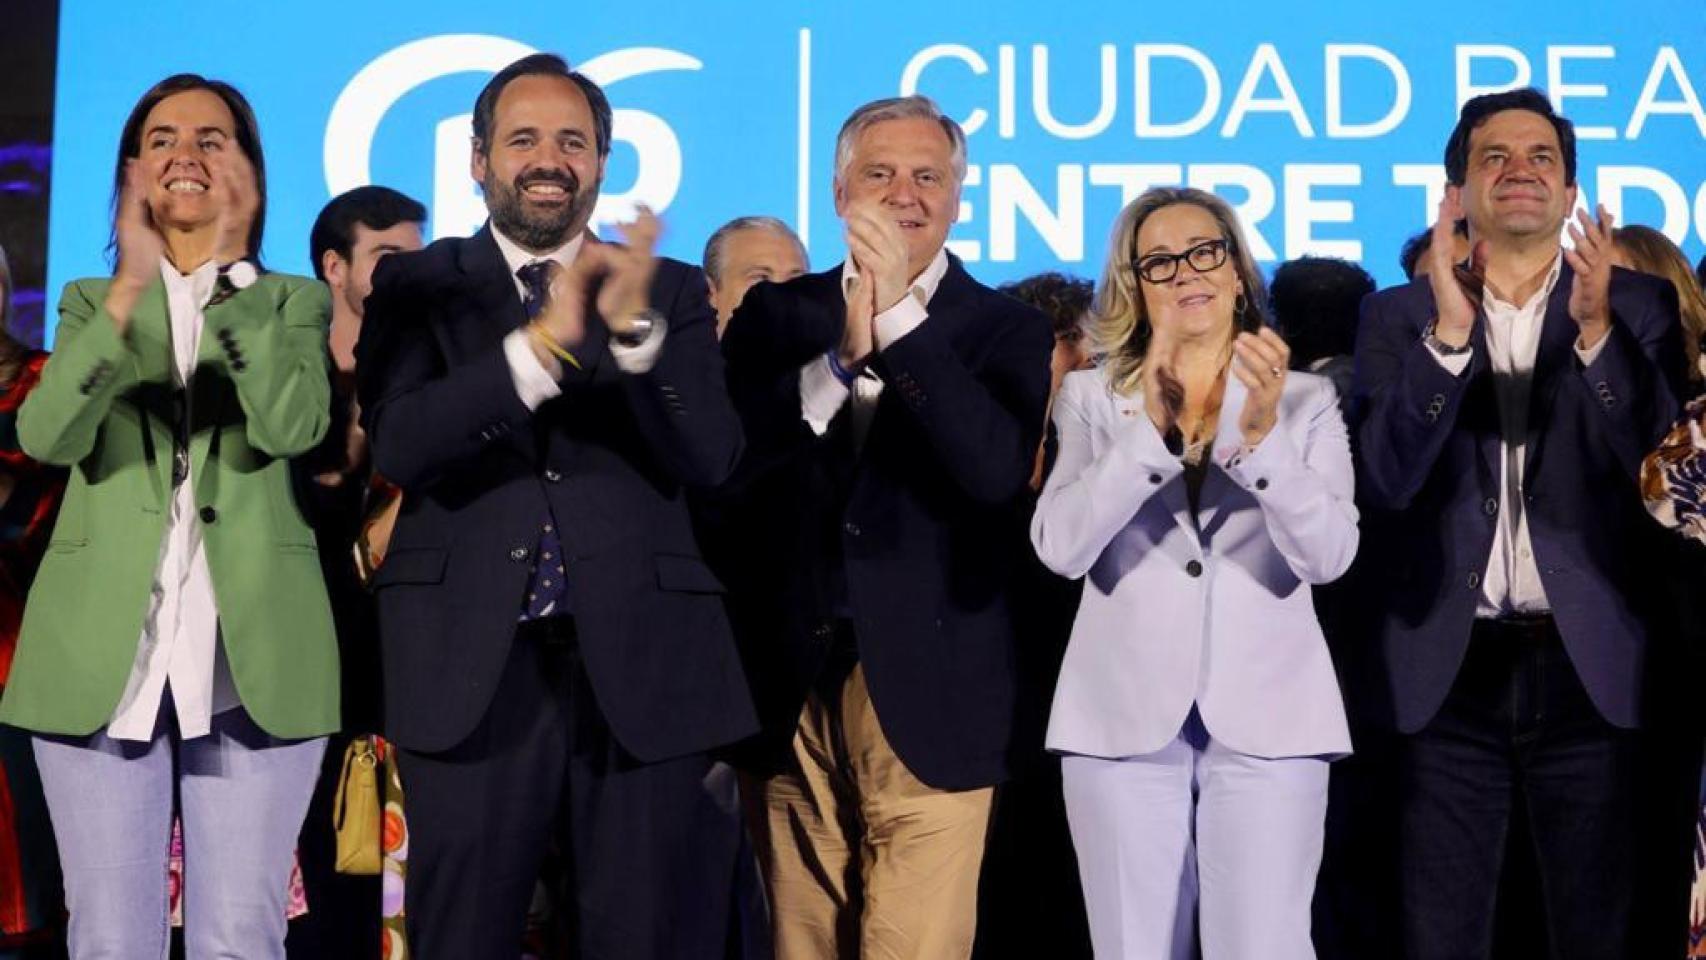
1199, 372, 1249, 535
1523, 269, 1577, 476
130, 280, 178, 507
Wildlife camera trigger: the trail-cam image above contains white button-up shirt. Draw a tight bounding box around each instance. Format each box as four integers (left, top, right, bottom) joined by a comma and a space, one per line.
799, 246, 949, 439
1426, 254, 1607, 617
106, 259, 239, 741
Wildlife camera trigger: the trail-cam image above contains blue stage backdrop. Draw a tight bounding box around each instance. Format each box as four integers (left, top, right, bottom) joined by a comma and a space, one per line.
46, 1, 1706, 343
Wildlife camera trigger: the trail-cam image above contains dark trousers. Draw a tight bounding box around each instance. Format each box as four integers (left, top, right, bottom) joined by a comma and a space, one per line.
396, 618, 741, 960
1399, 617, 1636, 960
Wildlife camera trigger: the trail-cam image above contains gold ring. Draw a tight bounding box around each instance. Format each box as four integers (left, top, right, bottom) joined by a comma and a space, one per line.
1269, 365, 1283, 378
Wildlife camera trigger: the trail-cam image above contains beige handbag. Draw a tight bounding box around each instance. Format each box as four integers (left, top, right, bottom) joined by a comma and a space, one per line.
332, 736, 382, 875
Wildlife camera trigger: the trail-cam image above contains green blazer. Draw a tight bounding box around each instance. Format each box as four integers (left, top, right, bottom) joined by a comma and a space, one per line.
0, 271, 340, 739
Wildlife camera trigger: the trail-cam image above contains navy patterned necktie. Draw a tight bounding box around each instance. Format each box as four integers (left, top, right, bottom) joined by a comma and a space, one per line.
516, 260, 568, 620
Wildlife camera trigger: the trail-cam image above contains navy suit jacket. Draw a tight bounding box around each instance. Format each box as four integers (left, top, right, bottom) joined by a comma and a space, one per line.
715, 256, 1052, 790
355, 226, 757, 758
1353, 266, 1683, 733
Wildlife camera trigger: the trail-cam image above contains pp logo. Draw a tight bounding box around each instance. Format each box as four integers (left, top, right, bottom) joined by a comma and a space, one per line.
324, 34, 699, 240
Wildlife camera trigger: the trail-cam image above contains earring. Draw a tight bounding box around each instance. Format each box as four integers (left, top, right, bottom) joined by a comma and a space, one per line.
1234, 290, 1247, 317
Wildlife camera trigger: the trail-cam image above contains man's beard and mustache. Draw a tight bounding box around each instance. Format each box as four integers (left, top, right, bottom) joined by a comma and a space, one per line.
485, 167, 596, 251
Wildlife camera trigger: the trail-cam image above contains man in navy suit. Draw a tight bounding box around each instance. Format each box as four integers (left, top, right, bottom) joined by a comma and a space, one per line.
355, 53, 755, 960
718, 95, 1051, 958
1354, 88, 1684, 959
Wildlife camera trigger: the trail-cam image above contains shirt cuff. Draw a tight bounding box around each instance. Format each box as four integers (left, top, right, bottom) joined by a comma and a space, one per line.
1574, 330, 1611, 367
874, 294, 927, 350
609, 316, 667, 374
1425, 340, 1473, 377
800, 355, 851, 436
503, 329, 563, 411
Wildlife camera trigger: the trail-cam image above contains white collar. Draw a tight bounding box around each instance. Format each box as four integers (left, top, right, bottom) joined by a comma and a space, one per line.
1482, 251, 1564, 314
490, 224, 587, 280
841, 245, 950, 307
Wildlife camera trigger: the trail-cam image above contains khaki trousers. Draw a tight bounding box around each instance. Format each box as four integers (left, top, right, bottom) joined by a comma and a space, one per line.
747, 663, 994, 960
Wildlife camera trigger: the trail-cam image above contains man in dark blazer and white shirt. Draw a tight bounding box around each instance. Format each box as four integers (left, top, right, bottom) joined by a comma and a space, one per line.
718, 95, 1051, 959
1354, 88, 1684, 960
356, 54, 755, 960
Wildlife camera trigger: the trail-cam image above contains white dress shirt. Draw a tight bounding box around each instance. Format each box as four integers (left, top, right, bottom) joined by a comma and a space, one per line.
799, 246, 950, 438
492, 226, 665, 412
1425, 254, 1607, 617
107, 259, 239, 741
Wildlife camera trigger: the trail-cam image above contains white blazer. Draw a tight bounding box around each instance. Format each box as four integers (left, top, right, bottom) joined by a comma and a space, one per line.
1031, 366, 1357, 760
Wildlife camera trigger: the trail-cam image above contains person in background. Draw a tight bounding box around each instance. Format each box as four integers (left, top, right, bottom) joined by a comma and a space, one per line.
1612, 223, 1706, 957
1399, 219, 1471, 281
1031, 186, 1356, 959
290, 184, 426, 960
703, 216, 808, 338
0, 74, 337, 959
1267, 256, 1374, 412
973, 271, 1094, 960
0, 242, 66, 958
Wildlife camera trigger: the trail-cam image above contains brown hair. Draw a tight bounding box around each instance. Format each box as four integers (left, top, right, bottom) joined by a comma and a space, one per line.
1091, 187, 1267, 396
1613, 225, 1706, 383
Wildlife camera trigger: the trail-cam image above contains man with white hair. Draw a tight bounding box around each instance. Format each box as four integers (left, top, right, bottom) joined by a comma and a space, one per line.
720, 95, 1051, 958
702, 215, 808, 337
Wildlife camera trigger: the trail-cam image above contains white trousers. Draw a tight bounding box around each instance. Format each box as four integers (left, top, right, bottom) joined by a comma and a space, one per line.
1060, 709, 1330, 960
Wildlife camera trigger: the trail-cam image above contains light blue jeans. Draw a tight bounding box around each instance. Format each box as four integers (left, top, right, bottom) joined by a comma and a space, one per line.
31, 704, 325, 960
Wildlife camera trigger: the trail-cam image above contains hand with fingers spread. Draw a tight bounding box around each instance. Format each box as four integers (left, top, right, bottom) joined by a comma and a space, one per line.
1426, 193, 1486, 350
843, 201, 911, 314
209, 147, 258, 267
107, 159, 167, 333
838, 270, 877, 371
597, 205, 663, 337
1565, 203, 1616, 349
1231, 327, 1291, 446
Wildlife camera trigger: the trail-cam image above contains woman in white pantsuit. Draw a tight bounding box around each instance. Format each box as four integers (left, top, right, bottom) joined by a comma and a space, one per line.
1031, 187, 1358, 960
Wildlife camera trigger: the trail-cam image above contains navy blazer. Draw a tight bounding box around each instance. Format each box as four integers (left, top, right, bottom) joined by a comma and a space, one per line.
1353, 266, 1683, 733
716, 255, 1053, 791
355, 226, 757, 758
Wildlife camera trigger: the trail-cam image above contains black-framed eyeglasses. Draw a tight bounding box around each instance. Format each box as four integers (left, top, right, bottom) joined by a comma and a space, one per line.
1131, 238, 1230, 284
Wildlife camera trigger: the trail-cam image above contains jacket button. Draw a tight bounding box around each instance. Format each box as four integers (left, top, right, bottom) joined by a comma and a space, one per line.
1185, 559, 1203, 578
510, 546, 530, 562
843, 521, 861, 537
1467, 572, 1481, 589
1148, 473, 1162, 484
1483, 497, 1497, 516
812, 623, 833, 642
199, 506, 217, 523
543, 469, 563, 483
1254, 478, 1269, 491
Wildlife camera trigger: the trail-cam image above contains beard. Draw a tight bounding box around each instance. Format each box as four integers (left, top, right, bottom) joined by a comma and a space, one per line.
484, 166, 595, 251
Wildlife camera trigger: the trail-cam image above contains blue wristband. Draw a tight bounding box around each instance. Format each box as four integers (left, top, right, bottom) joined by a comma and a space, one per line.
825, 350, 858, 388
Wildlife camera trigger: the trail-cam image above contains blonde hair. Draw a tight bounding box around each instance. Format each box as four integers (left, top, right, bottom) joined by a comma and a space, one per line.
1613, 225, 1706, 384
1091, 187, 1268, 396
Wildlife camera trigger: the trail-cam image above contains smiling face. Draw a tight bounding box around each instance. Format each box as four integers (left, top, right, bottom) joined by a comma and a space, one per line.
472, 73, 605, 253
1452, 108, 1575, 245
136, 88, 244, 235
1134, 202, 1241, 345
833, 115, 960, 280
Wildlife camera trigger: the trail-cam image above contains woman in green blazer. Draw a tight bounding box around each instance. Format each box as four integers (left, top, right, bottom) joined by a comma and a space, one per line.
0, 74, 338, 959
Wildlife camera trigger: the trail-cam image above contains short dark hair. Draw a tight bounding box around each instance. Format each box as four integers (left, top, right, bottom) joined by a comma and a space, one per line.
1444, 87, 1577, 187
471, 53, 612, 159
1268, 256, 1375, 369
109, 74, 267, 268
1398, 220, 1470, 280
309, 185, 426, 281
1000, 271, 1094, 341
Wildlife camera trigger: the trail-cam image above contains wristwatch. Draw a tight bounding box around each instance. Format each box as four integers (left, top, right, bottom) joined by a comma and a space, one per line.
1423, 323, 1471, 356
612, 308, 664, 348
